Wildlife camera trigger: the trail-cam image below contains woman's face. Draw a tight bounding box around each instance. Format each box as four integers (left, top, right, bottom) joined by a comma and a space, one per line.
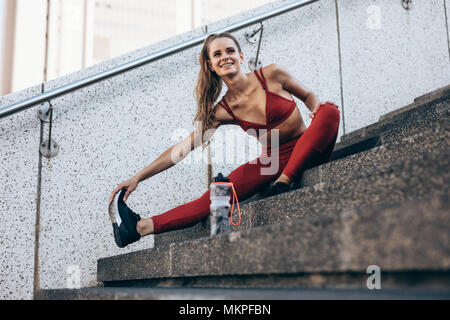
208, 37, 244, 77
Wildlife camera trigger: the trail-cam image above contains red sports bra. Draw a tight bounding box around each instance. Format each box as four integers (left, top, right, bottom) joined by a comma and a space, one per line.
218, 67, 296, 134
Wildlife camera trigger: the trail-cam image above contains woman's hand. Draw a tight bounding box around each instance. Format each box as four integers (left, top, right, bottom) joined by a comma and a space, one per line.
309, 101, 335, 119
109, 176, 140, 203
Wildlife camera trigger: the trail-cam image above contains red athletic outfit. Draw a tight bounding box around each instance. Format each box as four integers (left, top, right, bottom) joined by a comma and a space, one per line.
151, 67, 340, 234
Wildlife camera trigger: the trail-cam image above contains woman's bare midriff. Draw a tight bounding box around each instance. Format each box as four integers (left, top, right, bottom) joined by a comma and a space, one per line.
220, 71, 307, 148
257, 107, 307, 148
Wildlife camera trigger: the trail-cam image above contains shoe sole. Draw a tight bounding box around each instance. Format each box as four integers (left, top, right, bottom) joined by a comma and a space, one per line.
108, 195, 122, 225
109, 194, 125, 248
108, 201, 116, 223
112, 222, 125, 248
266, 187, 292, 198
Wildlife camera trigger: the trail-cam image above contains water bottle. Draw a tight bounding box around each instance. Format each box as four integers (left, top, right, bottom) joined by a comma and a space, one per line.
209, 173, 232, 236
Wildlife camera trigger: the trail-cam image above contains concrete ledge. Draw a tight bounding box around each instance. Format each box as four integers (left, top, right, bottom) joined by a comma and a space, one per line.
35, 286, 450, 300
299, 119, 449, 188
378, 84, 450, 121
98, 195, 450, 285
237, 149, 449, 230
104, 270, 450, 290
333, 115, 449, 161
340, 87, 450, 143
103, 271, 450, 291
154, 217, 209, 248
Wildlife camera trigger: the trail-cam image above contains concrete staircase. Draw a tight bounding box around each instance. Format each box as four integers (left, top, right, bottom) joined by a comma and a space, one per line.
35, 84, 450, 300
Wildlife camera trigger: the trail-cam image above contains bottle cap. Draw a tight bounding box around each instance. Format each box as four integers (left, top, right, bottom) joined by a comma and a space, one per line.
213, 173, 230, 182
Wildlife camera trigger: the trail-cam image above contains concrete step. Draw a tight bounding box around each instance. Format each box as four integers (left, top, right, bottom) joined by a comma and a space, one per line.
298, 118, 449, 188
236, 149, 448, 230
35, 287, 450, 300
155, 134, 449, 247
248, 116, 449, 194
332, 115, 449, 162
379, 84, 450, 122
97, 194, 450, 289
154, 216, 209, 248
339, 84, 450, 145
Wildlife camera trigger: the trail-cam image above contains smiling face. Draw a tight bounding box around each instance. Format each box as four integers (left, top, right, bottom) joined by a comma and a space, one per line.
207, 37, 244, 77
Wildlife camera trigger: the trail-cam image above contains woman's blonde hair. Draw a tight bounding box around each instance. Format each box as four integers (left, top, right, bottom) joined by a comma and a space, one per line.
194, 32, 242, 148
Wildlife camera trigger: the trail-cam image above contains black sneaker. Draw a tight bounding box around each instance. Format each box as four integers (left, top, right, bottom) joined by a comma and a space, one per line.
266, 182, 292, 198
109, 189, 141, 248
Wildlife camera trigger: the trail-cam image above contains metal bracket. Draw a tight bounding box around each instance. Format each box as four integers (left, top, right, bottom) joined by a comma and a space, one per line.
402, 0, 412, 10
37, 102, 56, 122
247, 22, 264, 71
39, 99, 59, 158
244, 25, 262, 44
40, 139, 60, 158
248, 57, 263, 71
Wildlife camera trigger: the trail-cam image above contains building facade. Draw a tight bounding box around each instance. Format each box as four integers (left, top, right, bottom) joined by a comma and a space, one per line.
0, 0, 273, 96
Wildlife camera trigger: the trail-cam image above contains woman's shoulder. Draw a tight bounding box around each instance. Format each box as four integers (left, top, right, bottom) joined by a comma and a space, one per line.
260, 63, 278, 73
259, 63, 290, 81
212, 97, 235, 125
244, 63, 276, 78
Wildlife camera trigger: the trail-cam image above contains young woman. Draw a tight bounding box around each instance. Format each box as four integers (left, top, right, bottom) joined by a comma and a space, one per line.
108, 32, 340, 248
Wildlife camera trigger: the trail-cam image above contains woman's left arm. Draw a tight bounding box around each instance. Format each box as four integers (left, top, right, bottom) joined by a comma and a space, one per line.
268, 64, 329, 118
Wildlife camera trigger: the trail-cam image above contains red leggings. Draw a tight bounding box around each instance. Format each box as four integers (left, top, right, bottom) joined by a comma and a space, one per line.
152, 103, 340, 234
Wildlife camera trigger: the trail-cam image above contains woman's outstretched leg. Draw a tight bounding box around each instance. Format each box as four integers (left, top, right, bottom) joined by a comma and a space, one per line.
147, 156, 284, 235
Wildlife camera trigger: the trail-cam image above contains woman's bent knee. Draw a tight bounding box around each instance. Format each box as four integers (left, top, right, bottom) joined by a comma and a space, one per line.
318, 104, 340, 121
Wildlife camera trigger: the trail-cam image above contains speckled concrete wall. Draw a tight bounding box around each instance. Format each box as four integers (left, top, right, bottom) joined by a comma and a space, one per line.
0, 87, 41, 300
37, 31, 209, 292
446, 0, 450, 56
1, 0, 449, 299
338, 0, 450, 134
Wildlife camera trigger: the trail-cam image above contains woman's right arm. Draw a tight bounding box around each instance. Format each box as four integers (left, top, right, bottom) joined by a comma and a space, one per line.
109, 120, 222, 202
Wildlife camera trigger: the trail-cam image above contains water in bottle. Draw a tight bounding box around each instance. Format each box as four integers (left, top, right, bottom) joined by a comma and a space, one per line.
209, 173, 232, 236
